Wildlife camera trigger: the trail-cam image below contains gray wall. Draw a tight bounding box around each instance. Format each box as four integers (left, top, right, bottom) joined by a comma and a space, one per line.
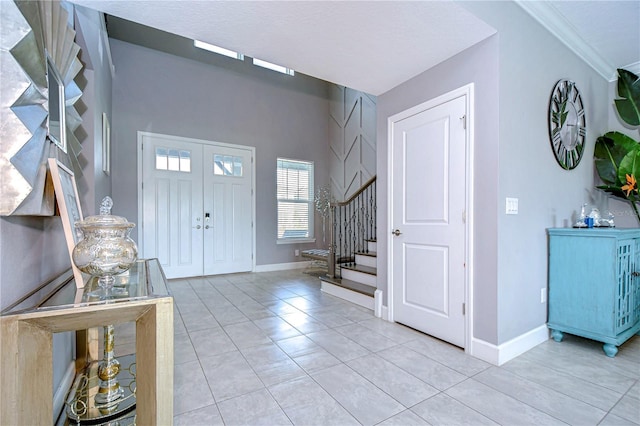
329, 84, 377, 201
461, 1, 610, 344
377, 35, 500, 344
75, 5, 113, 215
109, 39, 331, 267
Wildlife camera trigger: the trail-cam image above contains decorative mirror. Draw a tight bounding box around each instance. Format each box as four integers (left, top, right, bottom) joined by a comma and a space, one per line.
0, 0, 83, 215
47, 52, 67, 154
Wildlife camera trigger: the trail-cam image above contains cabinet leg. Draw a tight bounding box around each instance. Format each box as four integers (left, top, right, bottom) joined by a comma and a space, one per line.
602, 343, 618, 357
550, 329, 564, 342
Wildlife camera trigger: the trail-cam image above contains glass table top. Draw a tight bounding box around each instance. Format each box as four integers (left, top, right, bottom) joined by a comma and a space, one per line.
2, 258, 170, 316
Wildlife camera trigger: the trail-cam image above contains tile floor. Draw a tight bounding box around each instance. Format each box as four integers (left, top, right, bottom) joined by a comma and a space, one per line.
117, 269, 639, 425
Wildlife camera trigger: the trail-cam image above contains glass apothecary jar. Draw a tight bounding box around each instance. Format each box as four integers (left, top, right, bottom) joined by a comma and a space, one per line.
72, 197, 138, 293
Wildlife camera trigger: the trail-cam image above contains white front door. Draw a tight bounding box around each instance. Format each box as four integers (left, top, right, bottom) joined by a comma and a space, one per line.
140, 132, 254, 279
202, 144, 253, 275
390, 91, 468, 348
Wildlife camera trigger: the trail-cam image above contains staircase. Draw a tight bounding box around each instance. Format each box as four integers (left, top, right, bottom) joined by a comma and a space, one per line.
319, 177, 378, 311
320, 240, 377, 310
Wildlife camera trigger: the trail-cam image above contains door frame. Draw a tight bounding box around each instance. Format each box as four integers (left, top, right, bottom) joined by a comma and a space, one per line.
137, 131, 257, 273
386, 83, 475, 352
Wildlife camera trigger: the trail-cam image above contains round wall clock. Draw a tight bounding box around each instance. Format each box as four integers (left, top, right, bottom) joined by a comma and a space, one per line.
548, 79, 587, 170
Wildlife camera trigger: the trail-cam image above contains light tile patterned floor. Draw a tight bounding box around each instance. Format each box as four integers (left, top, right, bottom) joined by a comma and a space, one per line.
118, 269, 640, 425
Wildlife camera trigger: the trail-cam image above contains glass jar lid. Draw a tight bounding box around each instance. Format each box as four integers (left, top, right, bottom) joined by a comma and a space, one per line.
75, 196, 135, 229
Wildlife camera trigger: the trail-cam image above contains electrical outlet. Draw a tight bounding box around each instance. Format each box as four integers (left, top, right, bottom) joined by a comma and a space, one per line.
294, 249, 300, 257
541, 288, 547, 303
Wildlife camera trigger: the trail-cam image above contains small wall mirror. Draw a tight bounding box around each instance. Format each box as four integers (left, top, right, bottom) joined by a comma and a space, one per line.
47, 52, 67, 153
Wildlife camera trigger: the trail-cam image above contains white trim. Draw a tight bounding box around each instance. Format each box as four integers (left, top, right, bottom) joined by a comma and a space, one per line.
464, 85, 475, 353
470, 325, 549, 366
99, 11, 116, 78
381, 305, 390, 321
137, 131, 257, 273
276, 238, 316, 245
321, 281, 374, 310
137, 133, 144, 254
374, 289, 383, 318
515, 0, 616, 81
623, 61, 640, 77
254, 261, 310, 272
386, 83, 475, 354
53, 361, 76, 423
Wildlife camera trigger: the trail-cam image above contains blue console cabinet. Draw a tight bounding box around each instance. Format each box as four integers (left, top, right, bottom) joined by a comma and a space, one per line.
547, 228, 640, 357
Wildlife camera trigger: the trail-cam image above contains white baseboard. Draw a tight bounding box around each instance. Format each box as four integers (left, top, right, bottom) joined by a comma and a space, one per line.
321, 281, 374, 310
53, 361, 76, 423
255, 261, 311, 272
374, 290, 383, 317
381, 305, 390, 321
471, 324, 549, 365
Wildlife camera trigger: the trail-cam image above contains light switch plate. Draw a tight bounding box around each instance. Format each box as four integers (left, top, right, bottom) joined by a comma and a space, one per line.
506, 197, 518, 215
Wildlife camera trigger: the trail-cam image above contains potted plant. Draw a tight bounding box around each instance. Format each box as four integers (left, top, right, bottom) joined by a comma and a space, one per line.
594, 69, 640, 223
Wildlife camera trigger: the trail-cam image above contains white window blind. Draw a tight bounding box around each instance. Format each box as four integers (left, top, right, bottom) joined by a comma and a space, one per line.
277, 158, 314, 241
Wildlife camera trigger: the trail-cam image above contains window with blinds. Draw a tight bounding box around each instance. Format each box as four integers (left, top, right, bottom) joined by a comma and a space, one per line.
277, 158, 314, 242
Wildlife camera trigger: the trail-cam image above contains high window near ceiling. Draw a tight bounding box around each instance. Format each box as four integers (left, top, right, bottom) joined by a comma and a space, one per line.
193, 40, 295, 76
277, 158, 314, 243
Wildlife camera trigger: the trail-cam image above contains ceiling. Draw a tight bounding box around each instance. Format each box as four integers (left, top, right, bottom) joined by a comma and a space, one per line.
70, 1, 639, 95
517, 0, 640, 81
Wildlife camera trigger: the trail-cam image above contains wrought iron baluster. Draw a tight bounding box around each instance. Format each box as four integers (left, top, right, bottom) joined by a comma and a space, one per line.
358, 192, 363, 255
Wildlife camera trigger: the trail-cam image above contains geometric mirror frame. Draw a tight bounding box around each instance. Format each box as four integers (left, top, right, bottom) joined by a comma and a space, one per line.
0, 0, 83, 215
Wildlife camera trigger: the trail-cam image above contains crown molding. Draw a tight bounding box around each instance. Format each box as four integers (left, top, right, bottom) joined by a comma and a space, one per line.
623, 61, 640, 76
515, 0, 617, 82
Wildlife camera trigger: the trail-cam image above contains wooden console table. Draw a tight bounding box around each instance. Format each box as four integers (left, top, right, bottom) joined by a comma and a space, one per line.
0, 259, 173, 425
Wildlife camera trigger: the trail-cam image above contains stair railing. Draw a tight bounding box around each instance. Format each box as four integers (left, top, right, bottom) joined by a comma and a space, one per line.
328, 176, 376, 279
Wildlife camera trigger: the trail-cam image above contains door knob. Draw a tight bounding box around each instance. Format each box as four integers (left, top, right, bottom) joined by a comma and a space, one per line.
205, 225, 210, 229
194, 225, 201, 229
392, 229, 402, 236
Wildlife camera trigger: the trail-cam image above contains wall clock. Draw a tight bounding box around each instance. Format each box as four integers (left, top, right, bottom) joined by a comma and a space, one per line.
548, 79, 586, 170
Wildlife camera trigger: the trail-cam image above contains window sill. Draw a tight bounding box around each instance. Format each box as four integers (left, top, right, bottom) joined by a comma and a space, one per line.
277, 238, 316, 245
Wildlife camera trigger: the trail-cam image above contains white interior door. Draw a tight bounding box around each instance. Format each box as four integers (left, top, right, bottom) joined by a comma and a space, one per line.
141, 134, 204, 278
202, 144, 253, 275
141, 133, 254, 279
390, 94, 468, 348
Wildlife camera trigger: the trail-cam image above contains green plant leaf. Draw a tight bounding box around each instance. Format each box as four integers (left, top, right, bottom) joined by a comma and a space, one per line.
594, 132, 640, 185
595, 158, 618, 185
618, 149, 640, 185
615, 68, 640, 127
597, 184, 627, 200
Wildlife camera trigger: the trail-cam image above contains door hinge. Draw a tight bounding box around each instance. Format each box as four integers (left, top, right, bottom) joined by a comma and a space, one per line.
462, 210, 466, 223
462, 303, 466, 315
460, 115, 467, 130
